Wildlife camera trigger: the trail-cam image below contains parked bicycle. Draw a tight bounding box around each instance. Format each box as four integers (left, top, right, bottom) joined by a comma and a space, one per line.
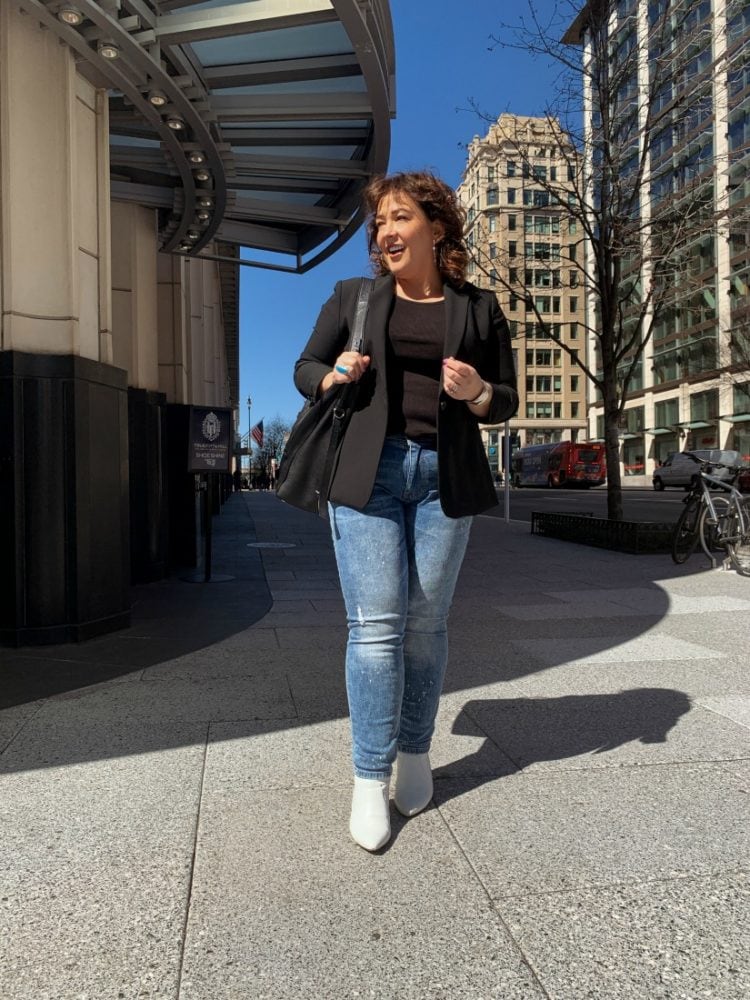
671, 453, 750, 573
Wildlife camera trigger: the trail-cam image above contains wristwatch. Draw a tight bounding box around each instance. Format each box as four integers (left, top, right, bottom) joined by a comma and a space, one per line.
468, 381, 491, 406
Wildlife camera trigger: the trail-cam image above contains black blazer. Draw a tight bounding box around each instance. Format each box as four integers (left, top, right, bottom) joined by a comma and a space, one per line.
294, 275, 519, 517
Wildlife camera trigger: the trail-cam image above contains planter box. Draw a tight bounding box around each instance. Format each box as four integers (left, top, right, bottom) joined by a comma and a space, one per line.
531, 511, 674, 554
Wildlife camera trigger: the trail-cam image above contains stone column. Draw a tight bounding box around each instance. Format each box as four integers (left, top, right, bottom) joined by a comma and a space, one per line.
0, 7, 129, 644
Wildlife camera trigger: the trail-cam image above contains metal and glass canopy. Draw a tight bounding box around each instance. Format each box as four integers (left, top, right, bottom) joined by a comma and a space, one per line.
22, 0, 395, 271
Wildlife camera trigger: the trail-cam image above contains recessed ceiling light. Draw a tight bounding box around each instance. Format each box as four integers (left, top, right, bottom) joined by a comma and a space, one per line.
148, 90, 168, 108
188, 150, 205, 165
58, 6, 83, 26
197, 197, 213, 209
194, 168, 210, 182
165, 114, 185, 130
97, 40, 120, 60
197, 210, 210, 221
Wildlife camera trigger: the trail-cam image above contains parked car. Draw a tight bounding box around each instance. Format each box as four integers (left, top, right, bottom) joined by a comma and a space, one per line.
652, 449, 742, 490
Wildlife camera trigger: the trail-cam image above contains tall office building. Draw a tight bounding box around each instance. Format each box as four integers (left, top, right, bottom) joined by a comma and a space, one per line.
458, 114, 588, 474
565, 0, 750, 483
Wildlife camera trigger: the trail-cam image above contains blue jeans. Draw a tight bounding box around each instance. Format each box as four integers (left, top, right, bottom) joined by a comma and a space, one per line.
330, 436, 473, 780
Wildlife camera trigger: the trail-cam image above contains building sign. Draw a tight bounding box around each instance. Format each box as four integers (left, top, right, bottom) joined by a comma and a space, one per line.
188, 406, 233, 472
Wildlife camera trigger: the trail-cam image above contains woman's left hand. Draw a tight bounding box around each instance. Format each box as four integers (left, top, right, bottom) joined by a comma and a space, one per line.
442, 357, 484, 401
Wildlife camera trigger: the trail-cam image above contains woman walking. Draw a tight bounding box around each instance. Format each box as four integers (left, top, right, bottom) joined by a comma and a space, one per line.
293, 171, 518, 850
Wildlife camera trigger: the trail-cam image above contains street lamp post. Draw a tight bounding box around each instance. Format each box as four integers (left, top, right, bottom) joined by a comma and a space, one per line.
247, 396, 253, 482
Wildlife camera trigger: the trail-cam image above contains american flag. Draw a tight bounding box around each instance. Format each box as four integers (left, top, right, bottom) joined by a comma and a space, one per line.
250, 420, 264, 447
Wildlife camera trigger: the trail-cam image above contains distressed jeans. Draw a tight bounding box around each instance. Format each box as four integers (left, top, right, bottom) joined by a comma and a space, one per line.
329, 436, 473, 780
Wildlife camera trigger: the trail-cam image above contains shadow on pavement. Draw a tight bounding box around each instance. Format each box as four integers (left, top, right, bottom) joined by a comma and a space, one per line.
432, 688, 692, 804
0, 492, 727, 776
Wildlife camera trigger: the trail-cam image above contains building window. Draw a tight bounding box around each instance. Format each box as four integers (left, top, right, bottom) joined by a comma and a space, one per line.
487, 186, 499, 206
691, 389, 718, 422
507, 187, 516, 205
552, 296, 561, 314
554, 402, 562, 418
570, 296, 578, 312
526, 376, 534, 392
570, 322, 578, 339
507, 161, 516, 177
524, 189, 551, 208
508, 214, 517, 231
510, 294, 518, 311
509, 267, 518, 283
571, 402, 580, 418
487, 165, 495, 182
569, 218, 577, 235
571, 375, 579, 392
490, 242, 498, 259
553, 376, 562, 392
536, 376, 552, 392
623, 438, 645, 477
488, 213, 497, 233
550, 166, 557, 181
570, 270, 579, 287
508, 240, 517, 257
490, 269, 498, 286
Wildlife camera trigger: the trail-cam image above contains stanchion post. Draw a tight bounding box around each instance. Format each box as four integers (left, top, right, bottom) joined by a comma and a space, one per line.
204, 473, 213, 582
503, 421, 511, 524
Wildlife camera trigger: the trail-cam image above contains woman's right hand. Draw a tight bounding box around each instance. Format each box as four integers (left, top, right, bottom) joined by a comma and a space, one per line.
332, 351, 371, 385
318, 351, 371, 396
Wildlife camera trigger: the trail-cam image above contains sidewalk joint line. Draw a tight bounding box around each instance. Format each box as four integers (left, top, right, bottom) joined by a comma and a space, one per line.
432, 803, 554, 999
0, 700, 46, 757
489, 865, 750, 902
174, 722, 210, 1000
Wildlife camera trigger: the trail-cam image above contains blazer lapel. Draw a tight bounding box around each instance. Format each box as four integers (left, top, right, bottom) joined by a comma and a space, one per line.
443, 283, 470, 361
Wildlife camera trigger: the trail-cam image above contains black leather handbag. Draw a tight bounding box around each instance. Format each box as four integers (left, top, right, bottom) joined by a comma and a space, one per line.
275, 278, 373, 516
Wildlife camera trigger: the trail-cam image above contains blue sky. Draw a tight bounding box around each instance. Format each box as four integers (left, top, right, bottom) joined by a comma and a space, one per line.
238, 0, 571, 434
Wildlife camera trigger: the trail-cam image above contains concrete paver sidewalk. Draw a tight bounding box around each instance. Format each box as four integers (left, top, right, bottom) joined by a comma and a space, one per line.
1, 491, 749, 999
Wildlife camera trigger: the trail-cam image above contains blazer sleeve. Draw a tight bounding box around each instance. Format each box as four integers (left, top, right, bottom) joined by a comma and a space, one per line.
293, 281, 350, 401
483, 293, 520, 426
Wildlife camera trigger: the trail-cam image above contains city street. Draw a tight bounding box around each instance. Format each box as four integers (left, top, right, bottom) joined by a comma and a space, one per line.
488, 485, 687, 525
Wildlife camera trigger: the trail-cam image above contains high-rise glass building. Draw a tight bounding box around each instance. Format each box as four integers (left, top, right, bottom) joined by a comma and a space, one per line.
565, 0, 750, 483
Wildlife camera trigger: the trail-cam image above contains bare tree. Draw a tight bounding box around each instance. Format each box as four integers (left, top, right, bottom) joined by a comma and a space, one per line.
468, 0, 732, 519
254, 415, 291, 480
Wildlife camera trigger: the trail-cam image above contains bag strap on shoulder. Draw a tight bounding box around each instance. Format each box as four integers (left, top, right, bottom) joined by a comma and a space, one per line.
318, 278, 374, 513
347, 278, 374, 355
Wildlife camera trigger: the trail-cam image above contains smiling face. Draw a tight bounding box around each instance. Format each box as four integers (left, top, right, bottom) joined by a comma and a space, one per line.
374, 192, 443, 291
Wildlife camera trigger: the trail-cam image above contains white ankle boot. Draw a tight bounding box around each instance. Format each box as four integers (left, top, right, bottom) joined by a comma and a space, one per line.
349, 776, 391, 851
394, 752, 433, 817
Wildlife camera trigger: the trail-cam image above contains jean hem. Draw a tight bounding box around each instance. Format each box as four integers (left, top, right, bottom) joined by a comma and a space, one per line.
353, 767, 392, 781
397, 744, 431, 756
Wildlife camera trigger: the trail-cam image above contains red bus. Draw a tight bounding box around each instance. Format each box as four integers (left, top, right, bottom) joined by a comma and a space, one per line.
511, 441, 606, 488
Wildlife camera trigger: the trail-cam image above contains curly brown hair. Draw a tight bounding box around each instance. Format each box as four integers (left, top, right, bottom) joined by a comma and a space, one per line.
362, 171, 469, 287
